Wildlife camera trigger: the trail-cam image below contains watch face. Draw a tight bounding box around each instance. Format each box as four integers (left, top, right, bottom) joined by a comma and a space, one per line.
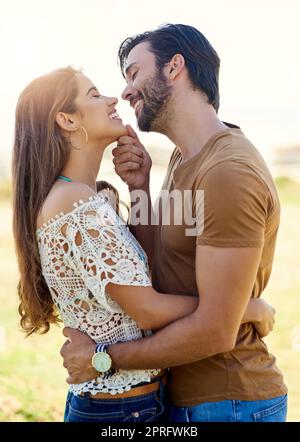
92, 352, 112, 373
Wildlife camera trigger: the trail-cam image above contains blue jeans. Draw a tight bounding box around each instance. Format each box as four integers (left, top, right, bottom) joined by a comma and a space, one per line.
64, 378, 170, 422
169, 394, 288, 422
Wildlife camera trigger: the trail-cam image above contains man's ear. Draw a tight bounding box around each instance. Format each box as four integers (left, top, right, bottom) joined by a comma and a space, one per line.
168, 54, 185, 80
56, 112, 78, 132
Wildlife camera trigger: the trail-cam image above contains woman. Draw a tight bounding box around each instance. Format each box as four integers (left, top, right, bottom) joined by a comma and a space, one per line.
12, 67, 275, 422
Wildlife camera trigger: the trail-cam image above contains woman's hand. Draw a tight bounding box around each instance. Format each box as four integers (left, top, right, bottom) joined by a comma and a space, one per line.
253, 298, 276, 338
243, 298, 276, 338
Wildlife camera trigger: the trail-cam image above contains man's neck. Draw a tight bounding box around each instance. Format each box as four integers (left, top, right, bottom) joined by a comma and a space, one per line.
163, 92, 228, 162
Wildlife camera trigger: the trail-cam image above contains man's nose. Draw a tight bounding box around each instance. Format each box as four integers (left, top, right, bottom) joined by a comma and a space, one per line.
121, 84, 134, 102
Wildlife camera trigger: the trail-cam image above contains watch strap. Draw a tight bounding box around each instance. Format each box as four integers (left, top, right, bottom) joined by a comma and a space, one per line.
95, 343, 107, 354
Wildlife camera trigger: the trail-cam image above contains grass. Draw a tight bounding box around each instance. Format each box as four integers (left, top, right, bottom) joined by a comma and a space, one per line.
0, 176, 299, 421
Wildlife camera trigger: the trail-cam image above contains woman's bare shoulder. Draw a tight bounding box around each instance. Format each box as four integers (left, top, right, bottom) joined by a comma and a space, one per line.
37, 182, 97, 229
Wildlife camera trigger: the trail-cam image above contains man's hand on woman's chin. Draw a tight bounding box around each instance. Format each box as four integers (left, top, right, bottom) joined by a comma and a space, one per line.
60, 327, 98, 384
113, 124, 152, 189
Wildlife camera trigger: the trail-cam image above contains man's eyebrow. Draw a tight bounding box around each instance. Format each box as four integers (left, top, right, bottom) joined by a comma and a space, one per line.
125, 63, 138, 77
86, 86, 98, 96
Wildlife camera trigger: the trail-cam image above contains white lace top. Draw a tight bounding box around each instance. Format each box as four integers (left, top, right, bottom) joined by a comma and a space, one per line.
36, 192, 162, 396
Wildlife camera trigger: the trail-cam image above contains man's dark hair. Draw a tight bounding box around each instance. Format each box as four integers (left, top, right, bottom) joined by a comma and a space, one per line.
118, 23, 220, 111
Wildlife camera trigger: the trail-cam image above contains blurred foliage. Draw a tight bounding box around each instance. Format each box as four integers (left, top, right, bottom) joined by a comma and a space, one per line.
0, 180, 12, 201
275, 176, 300, 205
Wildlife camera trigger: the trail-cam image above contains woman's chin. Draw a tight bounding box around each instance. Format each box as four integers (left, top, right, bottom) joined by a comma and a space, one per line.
116, 121, 128, 137
105, 124, 128, 144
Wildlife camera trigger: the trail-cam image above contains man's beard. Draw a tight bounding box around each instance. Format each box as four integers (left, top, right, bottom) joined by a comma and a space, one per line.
137, 69, 172, 132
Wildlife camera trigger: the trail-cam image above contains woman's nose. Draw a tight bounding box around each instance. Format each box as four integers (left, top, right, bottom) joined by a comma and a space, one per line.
109, 96, 118, 106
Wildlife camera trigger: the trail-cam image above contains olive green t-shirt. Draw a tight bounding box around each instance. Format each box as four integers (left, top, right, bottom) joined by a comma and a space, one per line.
152, 124, 287, 406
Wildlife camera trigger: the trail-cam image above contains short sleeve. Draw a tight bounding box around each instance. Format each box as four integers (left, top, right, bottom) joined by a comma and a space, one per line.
65, 198, 152, 310
196, 161, 269, 248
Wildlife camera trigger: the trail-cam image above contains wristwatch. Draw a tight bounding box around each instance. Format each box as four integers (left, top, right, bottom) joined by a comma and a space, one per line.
92, 344, 113, 373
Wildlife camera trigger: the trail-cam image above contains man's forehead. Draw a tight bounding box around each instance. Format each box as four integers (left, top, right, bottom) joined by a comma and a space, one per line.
125, 41, 154, 68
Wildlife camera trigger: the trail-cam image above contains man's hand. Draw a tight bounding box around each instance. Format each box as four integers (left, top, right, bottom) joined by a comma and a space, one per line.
113, 124, 152, 189
252, 298, 276, 338
60, 328, 97, 384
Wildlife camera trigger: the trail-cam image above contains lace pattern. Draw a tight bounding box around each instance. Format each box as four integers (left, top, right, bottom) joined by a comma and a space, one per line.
36, 193, 161, 395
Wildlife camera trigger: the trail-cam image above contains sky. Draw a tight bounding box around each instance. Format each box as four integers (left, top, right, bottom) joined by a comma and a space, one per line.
0, 0, 299, 174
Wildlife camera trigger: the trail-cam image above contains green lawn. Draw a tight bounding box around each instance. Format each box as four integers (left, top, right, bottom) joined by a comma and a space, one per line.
0, 177, 299, 421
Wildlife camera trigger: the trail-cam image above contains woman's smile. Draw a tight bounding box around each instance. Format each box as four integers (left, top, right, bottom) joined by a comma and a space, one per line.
109, 108, 122, 122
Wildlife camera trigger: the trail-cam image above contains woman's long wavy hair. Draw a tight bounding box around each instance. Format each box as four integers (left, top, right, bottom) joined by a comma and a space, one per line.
12, 67, 120, 336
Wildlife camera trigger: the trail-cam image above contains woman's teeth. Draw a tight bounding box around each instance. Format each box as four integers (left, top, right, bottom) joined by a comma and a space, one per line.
109, 111, 120, 120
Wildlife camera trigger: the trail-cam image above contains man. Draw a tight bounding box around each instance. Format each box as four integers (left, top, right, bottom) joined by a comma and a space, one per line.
61, 24, 287, 422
